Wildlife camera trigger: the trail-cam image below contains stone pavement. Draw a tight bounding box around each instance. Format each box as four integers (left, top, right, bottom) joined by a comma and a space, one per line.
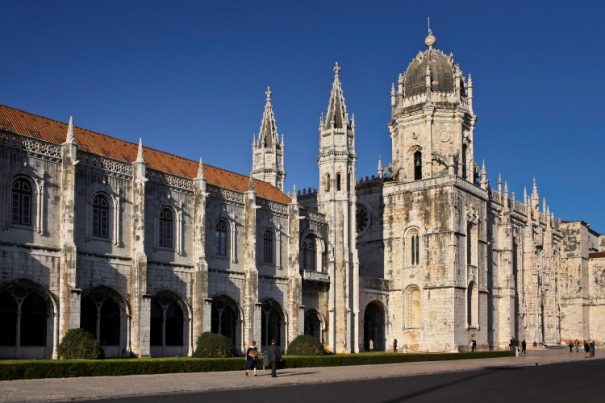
0, 348, 601, 402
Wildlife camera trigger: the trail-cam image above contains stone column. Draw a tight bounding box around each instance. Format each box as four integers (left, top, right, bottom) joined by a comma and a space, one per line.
243, 178, 259, 347
286, 190, 302, 349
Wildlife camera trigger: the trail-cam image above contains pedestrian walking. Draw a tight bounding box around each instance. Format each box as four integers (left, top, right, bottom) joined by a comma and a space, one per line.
393, 339, 398, 353
471, 339, 477, 352
369, 339, 374, 351
245, 341, 258, 377
584, 340, 589, 358
568, 341, 573, 353
575, 340, 579, 353
521, 339, 527, 354
266, 339, 282, 378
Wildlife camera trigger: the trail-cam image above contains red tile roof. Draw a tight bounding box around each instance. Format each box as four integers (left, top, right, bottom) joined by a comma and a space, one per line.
0, 104, 291, 204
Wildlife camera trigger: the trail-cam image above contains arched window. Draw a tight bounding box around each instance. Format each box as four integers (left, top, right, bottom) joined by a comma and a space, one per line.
336, 173, 341, 191
261, 300, 284, 348
410, 232, 420, 265
414, 151, 422, 180
158, 208, 173, 248
150, 293, 184, 347
302, 235, 316, 271
81, 290, 121, 345
304, 310, 322, 341
0, 283, 48, 347
211, 297, 238, 347
215, 219, 228, 257
12, 178, 32, 226
404, 285, 421, 328
263, 229, 274, 264
92, 194, 109, 238
325, 174, 331, 192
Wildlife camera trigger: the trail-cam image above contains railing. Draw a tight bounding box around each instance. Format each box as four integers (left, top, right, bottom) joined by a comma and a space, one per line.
360, 276, 391, 291
302, 270, 330, 283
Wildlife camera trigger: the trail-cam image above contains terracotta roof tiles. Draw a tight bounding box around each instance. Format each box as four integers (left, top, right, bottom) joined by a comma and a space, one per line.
0, 104, 291, 204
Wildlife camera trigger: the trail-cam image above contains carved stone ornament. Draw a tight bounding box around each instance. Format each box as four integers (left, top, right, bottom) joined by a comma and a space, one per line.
440, 130, 450, 143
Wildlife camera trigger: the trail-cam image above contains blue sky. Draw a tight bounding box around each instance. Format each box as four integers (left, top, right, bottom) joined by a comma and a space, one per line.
2, 0, 604, 233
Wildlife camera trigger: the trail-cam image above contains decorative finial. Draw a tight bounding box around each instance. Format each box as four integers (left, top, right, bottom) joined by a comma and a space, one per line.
248, 174, 255, 191
136, 138, 145, 163
425, 18, 436, 49
334, 62, 340, 77
65, 115, 75, 144
196, 157, 205, 180
292, 184, 297, 202
265, 86, 272, 101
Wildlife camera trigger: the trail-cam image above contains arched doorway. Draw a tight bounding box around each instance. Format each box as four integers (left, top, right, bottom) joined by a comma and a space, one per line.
211, 296, 240, 349
80, 287, 125, 357
364, 301, 385, 351
0, 280, 52, 358
304, 310, 322, 342
261, 299, 285, 350
150, 291, 186, 357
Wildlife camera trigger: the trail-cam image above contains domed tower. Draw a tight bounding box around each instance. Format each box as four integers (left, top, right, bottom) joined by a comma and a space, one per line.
387, 29, 476, 182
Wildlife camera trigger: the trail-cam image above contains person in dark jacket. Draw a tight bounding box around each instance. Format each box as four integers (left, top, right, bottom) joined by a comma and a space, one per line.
266, 339, 282, 377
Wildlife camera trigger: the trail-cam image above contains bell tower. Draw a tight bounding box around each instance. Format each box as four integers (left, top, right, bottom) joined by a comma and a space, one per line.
387, 29, 477, 183
317, 63, 359, 353
252, 87, 286, 190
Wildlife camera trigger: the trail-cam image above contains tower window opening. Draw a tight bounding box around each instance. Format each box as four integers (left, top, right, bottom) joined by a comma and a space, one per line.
325, 174, 330, 192
336, 173, 341, 191
414, 151, 422, 180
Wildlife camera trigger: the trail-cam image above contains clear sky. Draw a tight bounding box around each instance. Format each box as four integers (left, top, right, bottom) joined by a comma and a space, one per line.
2, 0, 604, 233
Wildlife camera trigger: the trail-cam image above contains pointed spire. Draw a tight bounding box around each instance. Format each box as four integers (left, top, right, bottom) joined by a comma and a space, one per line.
391, 83, 396, 107
524, 187, 528, 204
325, 62, 349, 130
65, 116, 75, 143
497, 172, 502, 193
196, 157, 205, 180
257, 86, 280, 149
136, 138, 145, 163
377, 156, 383, 178
292, 184, 297, 203
480, 160, 487, 189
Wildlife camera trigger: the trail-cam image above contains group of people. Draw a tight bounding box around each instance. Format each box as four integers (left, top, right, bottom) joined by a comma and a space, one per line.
245, 339, 282, 378
509, 338, 527, 354
568, 340, 597, 358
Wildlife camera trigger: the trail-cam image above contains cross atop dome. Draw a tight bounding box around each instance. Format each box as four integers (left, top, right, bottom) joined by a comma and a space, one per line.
425, 17, 436, 48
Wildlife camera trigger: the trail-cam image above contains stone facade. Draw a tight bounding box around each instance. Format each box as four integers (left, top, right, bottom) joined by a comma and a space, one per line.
1, 30, 604, 359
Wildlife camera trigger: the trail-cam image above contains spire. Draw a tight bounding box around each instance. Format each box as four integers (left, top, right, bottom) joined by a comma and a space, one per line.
257, 86, 280, 149
65, 116, 75, 143
325, 62, 349, 129
292, 184, 297, 203
196, 157, 205, 180
248, 174, 255, 192
377, 156, 383, 178
136, 138, 145, 163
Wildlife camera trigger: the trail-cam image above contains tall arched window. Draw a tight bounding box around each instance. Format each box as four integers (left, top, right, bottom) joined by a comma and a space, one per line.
302, 235, 316, 271
0, 282, 48, 348
263, 229, 274, 264
151, 293, 184, 348
410, 231, 420, 265
158, 208, 173, 248
11, 178, 32, 226
336, 173, 342, 191
325, 174, 331, 192
80, 290, 121, 345
215, 220, 228, 257
414, 151, 422, 180
92, 194, 109, 238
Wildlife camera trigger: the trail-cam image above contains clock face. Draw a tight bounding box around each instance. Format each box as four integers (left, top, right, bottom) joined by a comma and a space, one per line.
356, 204, 369, 234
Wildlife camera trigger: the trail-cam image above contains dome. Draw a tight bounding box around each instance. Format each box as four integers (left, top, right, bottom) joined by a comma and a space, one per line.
403, 48, 457, 98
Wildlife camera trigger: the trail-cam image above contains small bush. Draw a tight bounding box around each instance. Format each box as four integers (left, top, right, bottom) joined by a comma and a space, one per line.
56, 328, 103, 360
193, 332, 237, 358
287, 335, 325, 356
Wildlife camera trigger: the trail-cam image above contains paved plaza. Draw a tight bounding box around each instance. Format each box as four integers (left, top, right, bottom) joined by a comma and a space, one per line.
0, 349, 601, 402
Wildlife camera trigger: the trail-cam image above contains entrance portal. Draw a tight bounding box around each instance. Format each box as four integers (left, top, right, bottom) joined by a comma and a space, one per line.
364, 301, 385, 351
